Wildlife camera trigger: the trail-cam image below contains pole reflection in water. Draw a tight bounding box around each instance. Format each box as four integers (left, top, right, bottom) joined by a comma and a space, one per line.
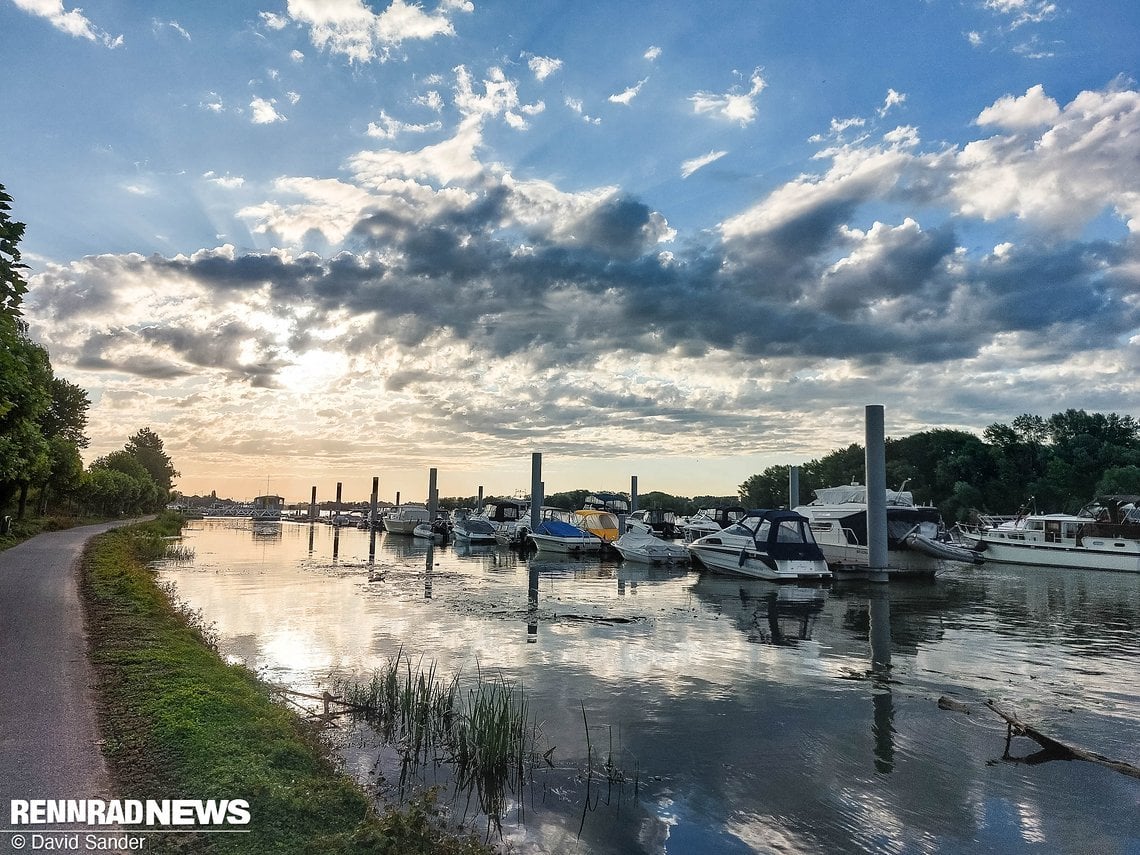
424, 544, 434, 599
332, 527, 341, 563
307, 523, 315, 557
869, 586, 895, 774
368, 529, 377, 565
527, 565, 539, 643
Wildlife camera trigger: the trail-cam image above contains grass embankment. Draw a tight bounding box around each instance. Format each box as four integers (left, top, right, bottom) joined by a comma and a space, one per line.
82, 514, 494, 855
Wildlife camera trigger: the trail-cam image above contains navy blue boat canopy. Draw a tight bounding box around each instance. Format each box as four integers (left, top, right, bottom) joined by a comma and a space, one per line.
724, 509, 824, 561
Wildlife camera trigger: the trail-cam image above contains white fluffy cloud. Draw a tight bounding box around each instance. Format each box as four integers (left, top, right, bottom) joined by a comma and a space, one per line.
11, 0, 122, 46
690, 69, 766, 125
250, 97, 286, 124
285, 0, 465, 63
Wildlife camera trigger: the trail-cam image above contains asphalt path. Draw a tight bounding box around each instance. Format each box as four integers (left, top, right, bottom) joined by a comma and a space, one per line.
0, 520, 143, 815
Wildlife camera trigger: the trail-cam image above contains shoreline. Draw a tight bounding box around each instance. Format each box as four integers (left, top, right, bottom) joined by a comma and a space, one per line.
79, 514, 494, 854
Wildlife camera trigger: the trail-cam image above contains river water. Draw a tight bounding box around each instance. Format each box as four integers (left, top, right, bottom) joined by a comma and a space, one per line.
159, 518, 1140, 854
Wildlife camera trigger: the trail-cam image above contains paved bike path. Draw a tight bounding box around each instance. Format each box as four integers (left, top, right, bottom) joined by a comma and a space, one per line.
0, 521, 143, 814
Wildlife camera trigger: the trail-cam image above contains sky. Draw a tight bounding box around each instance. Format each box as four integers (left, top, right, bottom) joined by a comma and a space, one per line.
3, 0, 1140, 505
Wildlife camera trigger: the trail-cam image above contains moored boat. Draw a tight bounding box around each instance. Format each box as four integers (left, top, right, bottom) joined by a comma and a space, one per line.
956, 495, 1140, 572
383, 505, 432, 535
452, 516, 498, 545
528, 509, 603, 555
613, 527, 690, 565
795, 483, 980, 578
686, 509, 831, 582
680, 506, 747, 542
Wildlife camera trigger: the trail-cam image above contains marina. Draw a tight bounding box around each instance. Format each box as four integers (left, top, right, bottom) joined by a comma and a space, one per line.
158, 517, 1140, 854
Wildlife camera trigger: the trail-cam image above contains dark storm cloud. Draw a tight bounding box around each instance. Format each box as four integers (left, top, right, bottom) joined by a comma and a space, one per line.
143, 195, 1140, 377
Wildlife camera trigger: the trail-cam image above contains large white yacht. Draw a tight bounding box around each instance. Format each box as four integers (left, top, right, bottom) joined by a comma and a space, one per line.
955, 495, 1140, 572
794, 483, 981, 577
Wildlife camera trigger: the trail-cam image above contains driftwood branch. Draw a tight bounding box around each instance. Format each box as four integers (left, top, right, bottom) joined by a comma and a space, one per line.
984, 699, 1140, 780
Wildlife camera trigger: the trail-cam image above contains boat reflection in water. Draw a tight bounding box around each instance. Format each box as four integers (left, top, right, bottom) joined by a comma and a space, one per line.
159, 520, 1140, 855
690, 573, 826, 646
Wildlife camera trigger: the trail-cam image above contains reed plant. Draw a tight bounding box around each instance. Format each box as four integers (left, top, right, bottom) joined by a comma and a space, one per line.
336, 652, 537, 828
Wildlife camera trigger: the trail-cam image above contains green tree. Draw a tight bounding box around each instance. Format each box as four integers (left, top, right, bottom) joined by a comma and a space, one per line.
1096, 466, 1140, 496
739, 465, 793, 507
124, 427, 179, 497
90, 451, 161, 514
0, 333, 53, 514
0, 184, 28, 316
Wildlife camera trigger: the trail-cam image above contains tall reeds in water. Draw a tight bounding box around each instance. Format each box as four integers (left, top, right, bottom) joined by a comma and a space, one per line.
336, 651, 535, 827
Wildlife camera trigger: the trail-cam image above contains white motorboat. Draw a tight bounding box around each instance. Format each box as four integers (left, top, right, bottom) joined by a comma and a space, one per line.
627, 508, 680, 539
452, 516, 498, 544
413, 518, 450, 543
956, 495, 1140, 572
476, 498, 530, 546
383, 505, 431, 535
795, 484, 981, 577
528, 511, 602, 555
612, 527, 690, 565
686, 509, 832, 582
680, 506, 747, 542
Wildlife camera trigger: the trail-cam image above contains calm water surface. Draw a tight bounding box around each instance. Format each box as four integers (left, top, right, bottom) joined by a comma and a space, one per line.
159, 519, 1140, 854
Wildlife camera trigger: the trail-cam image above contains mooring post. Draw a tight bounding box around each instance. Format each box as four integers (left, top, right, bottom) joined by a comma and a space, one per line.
309, 486, 317, 522
335, 481, 343, 512
395, 491, 401, 509
530, 453, 543, 530
477, 485, 484, 511
623, 475, 638, 534
428, 468, 438, 521
865, 404, 889, 581
789, 466, 800, 509
369, 476, 380, 562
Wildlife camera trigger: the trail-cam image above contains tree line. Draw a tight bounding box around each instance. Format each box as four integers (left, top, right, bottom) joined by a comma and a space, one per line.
1, 183, 177, 521
739, 413, 1140, 521
441, 414, 1140, 524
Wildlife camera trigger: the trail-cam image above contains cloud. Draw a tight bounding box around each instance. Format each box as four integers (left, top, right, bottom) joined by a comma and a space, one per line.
984, 0, 1058, 28
11, 0, 122, 47
250, 97, 286, 124
644, 46, 661, 62
681, 150, 727, 178
878, 89, 906, 117
260, 11, 289, 30
284, 0, 466, 63
975, 83, 1061, 129
366, 109, 443, 139
154, 19, 191, 41
609, 78, 648, 106
690, 69, 766, 125
565, 96, 601, 125
954, 84, 1140, 234
24, 81, 1140, 480
527, 55, 562, 81
204, 172, 245, 189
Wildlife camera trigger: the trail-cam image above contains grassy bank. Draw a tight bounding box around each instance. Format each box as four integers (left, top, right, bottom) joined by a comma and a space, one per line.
82, 514, 494, 854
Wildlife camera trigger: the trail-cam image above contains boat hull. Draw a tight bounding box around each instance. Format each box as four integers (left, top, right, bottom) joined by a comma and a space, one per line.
613, 532, 689, 565
971, 539, 1140, 572
687, 544, 831, 582
529, 534, 602, 555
